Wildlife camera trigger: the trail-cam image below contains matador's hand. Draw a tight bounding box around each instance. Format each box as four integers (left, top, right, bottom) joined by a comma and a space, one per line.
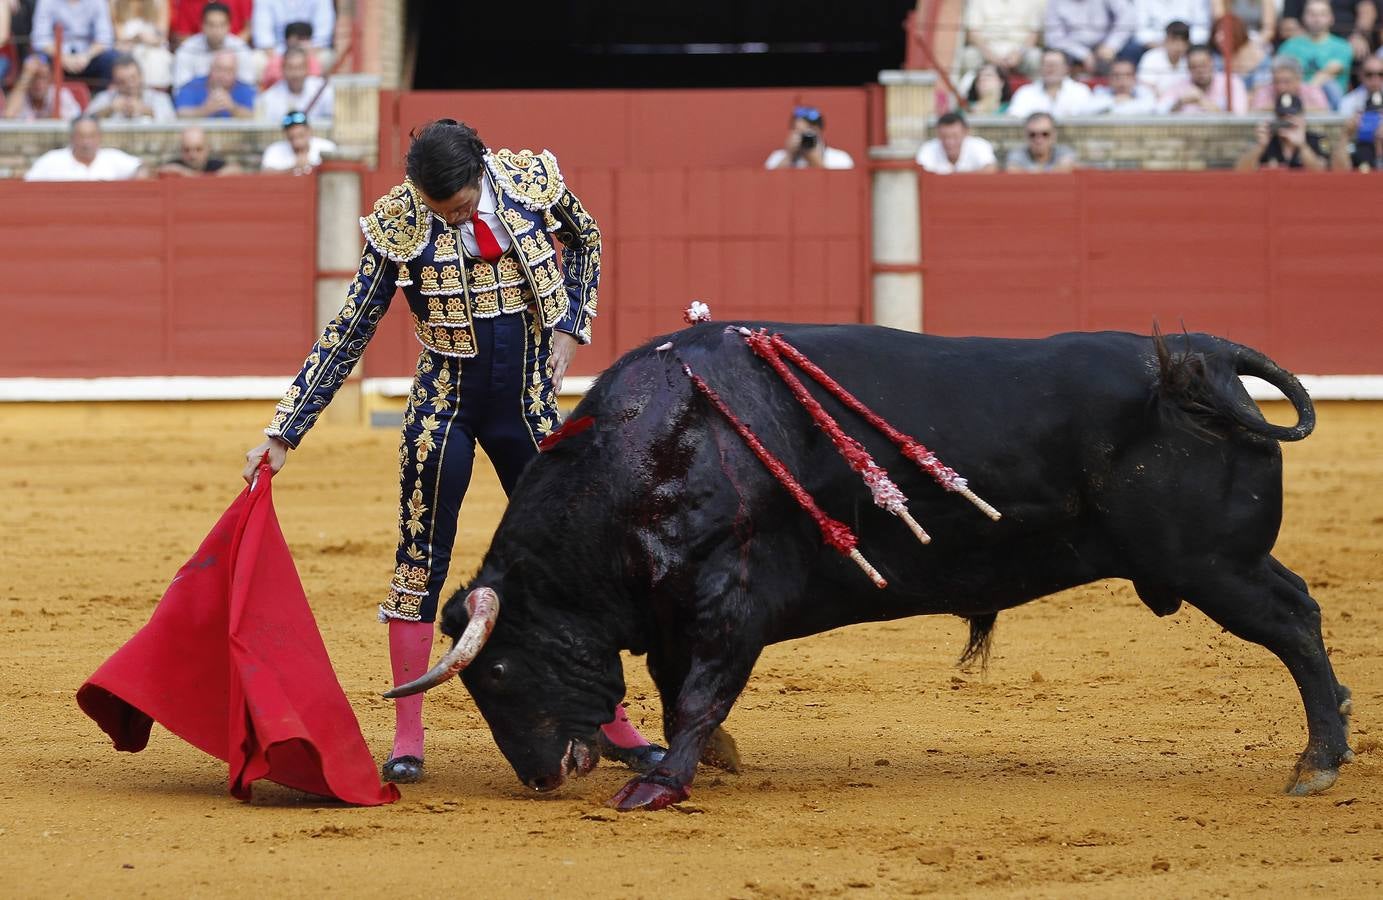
243, 436, 291, 484
549, 331, 578, 394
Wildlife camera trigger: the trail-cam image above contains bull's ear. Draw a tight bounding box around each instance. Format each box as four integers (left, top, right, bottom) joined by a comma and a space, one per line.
437, 587, 473, 640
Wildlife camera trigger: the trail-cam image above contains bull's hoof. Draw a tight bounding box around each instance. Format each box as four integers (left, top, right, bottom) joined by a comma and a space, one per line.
596, 733, 668, 773
381, 755, 424, 784
607, 776, 690, 812
700, 726, 741, 773
1285, 766, 1339, 796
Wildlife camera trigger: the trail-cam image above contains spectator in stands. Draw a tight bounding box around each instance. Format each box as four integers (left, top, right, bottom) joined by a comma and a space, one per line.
260, 109, 336, 175
1137, 21, 1193, 98
3, 53, 81, 119
111, 0, 173, 89
1332, 87, 1383, 169
24, 114, 145, 179
1128, 0, 1213, 56
1236, 91, 1331, 168
260, 21, 325, 87
158, 124, 241, 176
1277, 0, 1355, 104
1090, 58, 1159, 113
1008, 49, 1096, 118
958, 0, 1044, 77
172, 1, 254, 89
1252, 56, 1332, 111
1006, 112, 1079, 171
1214, 0, 1277, 36
1280, 0, 1376, 59
1159, 44, 1250, 112
1340, 54, 1383, 112
1212, 12, 1275, 90
252, 0, 335, 55
31, 0, 117, 89
257, 45, 330, 123
175, 48, 254, 118
169, 0, 251, 47
966, 63, 1014, 114
764, 105, 855, 169
917, 112, 998, 173
1044, 0, 1134, 75
87, 53, 175, 121
0, 0, 12, 83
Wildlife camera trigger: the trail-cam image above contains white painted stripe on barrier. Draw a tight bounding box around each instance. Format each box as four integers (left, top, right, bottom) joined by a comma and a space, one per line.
1, 375, 1379, 403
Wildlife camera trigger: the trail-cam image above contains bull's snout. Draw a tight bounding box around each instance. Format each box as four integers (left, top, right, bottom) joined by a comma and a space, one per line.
528, 774, 565, 793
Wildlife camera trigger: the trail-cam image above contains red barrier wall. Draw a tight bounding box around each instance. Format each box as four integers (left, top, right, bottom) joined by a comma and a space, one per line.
0, 177, 317, 377
918, 171, 1383, 375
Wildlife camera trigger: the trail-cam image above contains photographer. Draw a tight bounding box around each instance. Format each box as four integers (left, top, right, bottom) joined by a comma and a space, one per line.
1332, 89, 1383, 171
1236, 92, 1330, 171
764, 105, 855, 170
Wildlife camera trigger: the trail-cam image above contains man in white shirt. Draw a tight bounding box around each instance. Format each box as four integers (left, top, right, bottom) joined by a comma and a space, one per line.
86, 54, 176, 123
1008, 49, 1096, 118
257, 46, 331, 123
172, 1, 255, 90
916, 112, 998, 173
1089, 59, 1160, 114
1137, 21, 1192, 97
764, 105, 855, 170
959, 0, 1045, 76
25, 116, 145, 181
260, 110, 337, 174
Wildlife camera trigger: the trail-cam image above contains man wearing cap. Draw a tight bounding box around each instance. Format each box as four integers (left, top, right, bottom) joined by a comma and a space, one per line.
241, 119, 664, 783
1236, 91, 1331, 170
765, 105, 855, 169
260, 109, 336, 174
1333, 87, 1383, 170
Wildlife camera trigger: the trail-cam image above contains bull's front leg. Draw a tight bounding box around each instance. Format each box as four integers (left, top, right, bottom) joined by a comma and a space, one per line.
607, 645, 760, 812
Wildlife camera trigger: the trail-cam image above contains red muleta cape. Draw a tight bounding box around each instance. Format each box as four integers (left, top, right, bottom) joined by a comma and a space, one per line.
77, 463, 399, 806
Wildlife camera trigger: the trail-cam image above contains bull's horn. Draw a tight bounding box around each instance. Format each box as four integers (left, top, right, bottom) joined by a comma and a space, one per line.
382, 587, 500, 699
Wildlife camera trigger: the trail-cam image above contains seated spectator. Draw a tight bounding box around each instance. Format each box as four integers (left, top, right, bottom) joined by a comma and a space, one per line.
1332, 88, 1383, 169
31, 0, 118, 90
24, 115, 145, 180
257, 46, 330, 123
1008, 50, 1096, 118
1340, 55, 1383, 113
175, 48, 254, 118
1280, 0, 1376, 60
966, 63, 1013, 114
252, 0, 335, 55
172, 2, 254, 89
1159, 44, 1250, 112
260, 109, 336, 175
3, 54, 81, 120
1137, 21, 1193, 98
1235, 91, 1331, 169
158, 124, 241, 176
0, 0, 12, 83
1277, 0, 1355, 104
169, 0, 251, 47
1006, 113, 1079, 171
1212, 12, 1275, 91
87, 53, 175, 122
958, 0, 1043, 77
111, 0, 174, 89
259, 21, 325, 87
1128, 0, 1213, 57
1091, 58, 1159, 114
917, 112, 998, 173
1251, 57, 1332, 111
1044, 0, 1134, 75
1214, 0, 1278, 36
764, 105, 855, 169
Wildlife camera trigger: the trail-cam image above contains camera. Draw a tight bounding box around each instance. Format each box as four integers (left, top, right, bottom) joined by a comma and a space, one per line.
799, 131, 819, 150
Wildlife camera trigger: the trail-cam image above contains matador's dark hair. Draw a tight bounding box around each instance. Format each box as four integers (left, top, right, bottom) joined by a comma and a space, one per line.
405, 119, 487, 200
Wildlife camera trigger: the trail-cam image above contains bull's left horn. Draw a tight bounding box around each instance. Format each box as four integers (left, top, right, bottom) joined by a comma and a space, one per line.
382, 588, 500, 699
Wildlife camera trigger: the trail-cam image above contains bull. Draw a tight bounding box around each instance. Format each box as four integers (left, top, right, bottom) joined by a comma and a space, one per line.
386, 324, 1354, 811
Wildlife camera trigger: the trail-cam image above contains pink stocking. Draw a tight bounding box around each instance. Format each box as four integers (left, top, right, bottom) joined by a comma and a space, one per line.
600, 703, 653, 750
388, 619, 434, 760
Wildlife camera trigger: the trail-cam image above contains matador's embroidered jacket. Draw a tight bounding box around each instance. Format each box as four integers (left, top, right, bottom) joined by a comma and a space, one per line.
264, 148, 600, 448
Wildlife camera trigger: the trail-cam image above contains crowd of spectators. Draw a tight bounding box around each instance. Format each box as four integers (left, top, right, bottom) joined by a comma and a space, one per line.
1, 0, 341, 178
934, 0, 1383, 171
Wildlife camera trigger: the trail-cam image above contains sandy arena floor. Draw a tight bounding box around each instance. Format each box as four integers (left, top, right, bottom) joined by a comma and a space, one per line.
1, 399, 1380, 898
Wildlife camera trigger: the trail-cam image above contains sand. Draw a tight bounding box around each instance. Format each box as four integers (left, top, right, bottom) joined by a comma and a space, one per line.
2, 399, 1380, 898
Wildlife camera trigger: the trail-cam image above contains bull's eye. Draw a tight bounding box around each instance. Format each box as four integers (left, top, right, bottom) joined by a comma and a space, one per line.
490, 662, 506, 680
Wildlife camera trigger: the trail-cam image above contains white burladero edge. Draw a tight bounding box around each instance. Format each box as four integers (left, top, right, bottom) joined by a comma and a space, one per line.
0, 375, 600, 402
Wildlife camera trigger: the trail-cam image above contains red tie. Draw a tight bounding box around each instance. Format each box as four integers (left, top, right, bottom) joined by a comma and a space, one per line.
469, 213, 504, 263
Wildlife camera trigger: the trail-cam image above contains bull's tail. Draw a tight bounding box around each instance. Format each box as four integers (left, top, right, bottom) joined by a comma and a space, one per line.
957, 612, 996, 671
1154, 330, 1315, 443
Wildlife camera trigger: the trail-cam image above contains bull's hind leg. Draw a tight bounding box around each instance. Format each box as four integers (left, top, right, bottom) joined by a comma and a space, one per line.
1269, 556, 1354, 726
1183, 559, 1352, 795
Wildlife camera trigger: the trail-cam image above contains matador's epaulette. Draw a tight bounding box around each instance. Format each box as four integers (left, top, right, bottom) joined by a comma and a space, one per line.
486, 149, 567, 229
359, 180, 432, 264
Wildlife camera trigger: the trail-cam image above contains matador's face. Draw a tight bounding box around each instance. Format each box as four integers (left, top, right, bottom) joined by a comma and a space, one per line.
419, 181, 482, 226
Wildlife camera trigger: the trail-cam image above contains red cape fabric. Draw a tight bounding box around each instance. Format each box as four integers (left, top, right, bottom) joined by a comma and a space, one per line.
77, 465, 399, 806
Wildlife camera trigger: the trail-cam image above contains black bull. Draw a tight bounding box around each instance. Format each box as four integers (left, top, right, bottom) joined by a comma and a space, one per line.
387, 324, 1354, 811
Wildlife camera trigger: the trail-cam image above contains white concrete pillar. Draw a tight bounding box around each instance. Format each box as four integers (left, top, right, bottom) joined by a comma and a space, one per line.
870, 154, 922, 333
316, 162, 365, 424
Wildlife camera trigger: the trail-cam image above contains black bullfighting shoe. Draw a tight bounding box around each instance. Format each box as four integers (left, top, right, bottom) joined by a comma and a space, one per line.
596, 733, 668, 773
381, 755, 424, 784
